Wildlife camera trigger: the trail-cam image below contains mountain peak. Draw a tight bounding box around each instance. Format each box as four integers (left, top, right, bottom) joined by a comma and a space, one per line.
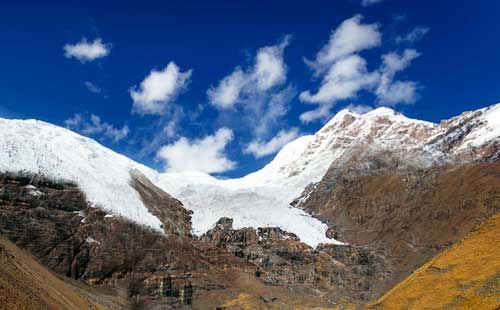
0, 103, 499, 247
364, 106, 398, 117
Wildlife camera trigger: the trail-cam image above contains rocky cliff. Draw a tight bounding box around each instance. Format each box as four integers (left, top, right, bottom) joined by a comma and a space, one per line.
0, 172, 362, 309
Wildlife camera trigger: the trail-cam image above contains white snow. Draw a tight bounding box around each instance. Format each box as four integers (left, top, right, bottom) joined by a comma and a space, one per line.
85, 236, 100, 245
467, 104, 500, 148
0, 118, 335, 246
25, 184, 43, 196
0, 118, 163, 232
0, 103, 499, 247
153, 106, 447, 247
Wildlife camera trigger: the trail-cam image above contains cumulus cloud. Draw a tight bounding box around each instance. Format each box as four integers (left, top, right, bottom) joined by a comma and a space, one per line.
299, 15, 382, 123
207, 68, 246, 109
156, 128, 235, 174
130, 62, 192, 115
299, 54, 379, 123
362, 0, 383, 6
300, 16, 422, 122
300, 54, 379, 105
253, 39, 289, 90
376, 49, 420, 105
396, 26, 429, 44
207, 37, 296, 158
304, 15, 381, 74
64, 38, 110, 62
244, 127, 300, 158
207, 36, 290, 109
64, 114, 129, 142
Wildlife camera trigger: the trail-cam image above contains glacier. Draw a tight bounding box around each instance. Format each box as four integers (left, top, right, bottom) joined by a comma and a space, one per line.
0, 103, 499, 247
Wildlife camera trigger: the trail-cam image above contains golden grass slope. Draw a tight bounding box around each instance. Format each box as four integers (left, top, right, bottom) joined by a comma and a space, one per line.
368, 214, 500, 310
0, 236, 105, 310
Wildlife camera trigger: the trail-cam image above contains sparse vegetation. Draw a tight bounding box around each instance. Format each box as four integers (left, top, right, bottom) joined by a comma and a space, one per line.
367, 214, 500, 310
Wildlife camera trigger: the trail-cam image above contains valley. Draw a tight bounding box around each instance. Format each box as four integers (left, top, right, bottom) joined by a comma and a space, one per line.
0, 104, 499, 309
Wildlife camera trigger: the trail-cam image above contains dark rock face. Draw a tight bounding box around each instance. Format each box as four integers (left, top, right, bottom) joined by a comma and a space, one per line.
201, 217, 391, 301
0, 171, 398, 306
325, 227, 338, 239
129, 169, 192, 237
0, 173, 88, 276
0, 172, 245, 309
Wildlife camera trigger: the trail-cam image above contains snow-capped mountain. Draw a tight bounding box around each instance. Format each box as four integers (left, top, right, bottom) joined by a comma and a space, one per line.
0, 103, 498, 247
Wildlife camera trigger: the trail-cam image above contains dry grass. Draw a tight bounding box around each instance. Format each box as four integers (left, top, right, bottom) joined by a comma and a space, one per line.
367, 214, 500, 310
0, 237, 99, 310
193, 269, 349, 310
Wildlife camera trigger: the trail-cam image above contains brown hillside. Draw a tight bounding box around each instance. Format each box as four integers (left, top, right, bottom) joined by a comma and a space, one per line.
298, 161, 500, 297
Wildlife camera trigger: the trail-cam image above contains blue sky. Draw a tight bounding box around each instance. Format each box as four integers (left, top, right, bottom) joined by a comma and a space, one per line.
1, 0, 500, 177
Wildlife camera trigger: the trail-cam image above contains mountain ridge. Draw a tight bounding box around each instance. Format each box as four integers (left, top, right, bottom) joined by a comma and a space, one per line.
0, 103, 499, 247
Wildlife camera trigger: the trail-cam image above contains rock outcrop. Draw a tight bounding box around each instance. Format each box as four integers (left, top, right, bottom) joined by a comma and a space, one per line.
0, 172, 227, 308
129, 169, 192, 237
201, 217, 391, 302
1, 172, 367, 309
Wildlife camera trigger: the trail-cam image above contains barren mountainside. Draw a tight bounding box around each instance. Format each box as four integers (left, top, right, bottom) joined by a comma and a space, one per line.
0, 104, 499, 247
0, 103, 499, 309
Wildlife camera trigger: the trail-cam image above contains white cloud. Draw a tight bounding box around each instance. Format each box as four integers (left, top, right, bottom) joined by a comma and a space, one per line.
64, 38, 110, 62
299, 15, 382, 123
130, 62, 192, 115
300, 55, 379, 105
207, 68, 246, 109
64, 114, 129, 142
251, 86, 295, 138
244, 127, 300, 158
300, 103, 334, 123
305, 15, 381, 74
362, 0, 383, 6
207, 36, 290, 109
381, 48, 420, 72
63, 114, 83, 128
156, 128, 235, 174
344, 103, 373, 114
396, 26, 429, 44
253, 37, 289, 90
300, 15, 423, 122
376, 49, 420, 105
207, 37, 295, 156
377, 81, 418, 105
84, 81, 102, 94
133, 107, 186, 159
299, 54, 379, 123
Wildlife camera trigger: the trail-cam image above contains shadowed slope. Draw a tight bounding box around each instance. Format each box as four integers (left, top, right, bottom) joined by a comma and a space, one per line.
129, 169, 192, 236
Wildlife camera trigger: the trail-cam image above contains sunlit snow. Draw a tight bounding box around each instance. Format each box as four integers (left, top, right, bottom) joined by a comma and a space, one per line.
0, 103, 498, 247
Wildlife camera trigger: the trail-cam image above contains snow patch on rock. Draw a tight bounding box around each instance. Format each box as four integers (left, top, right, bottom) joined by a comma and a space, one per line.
0, 103, 499, 247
